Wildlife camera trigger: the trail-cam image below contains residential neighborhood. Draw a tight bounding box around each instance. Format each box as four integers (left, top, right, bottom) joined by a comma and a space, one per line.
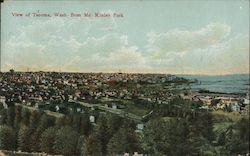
0, 71, 249, 156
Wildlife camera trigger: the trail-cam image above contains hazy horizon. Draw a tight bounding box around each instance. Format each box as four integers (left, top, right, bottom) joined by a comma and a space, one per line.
1, 69, 249, 77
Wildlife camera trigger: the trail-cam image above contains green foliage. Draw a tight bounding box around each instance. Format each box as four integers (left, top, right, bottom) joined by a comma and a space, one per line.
106, 114, 123, 137
84, 114, 125, 155
14, 105, 22, 129
0, 103, 4, 110
93, 114, 110, 155
55, 116, 65, 128
0, 125, 16, 150
21, 108, 30, 126
77, 135, 85, 156
18, 125, 31, 152
29, 110, 42, 132
0, 109, 7, 125
37, 114, 55, 131
189, 112, 214, 142
83, 134, 102, 156
224, 118, 249, 155
27, 111, 43, 151
9, 69, 14, 73
71, 113, 81, 132
142, 118, 189, 156
108, 122, 140, 155
6, 106, 15, 127
79, 114, 92, 136
150, 97, 203, 120
40, 127, 57, 154
53, 126, 80, 155
0, 103, 248, 156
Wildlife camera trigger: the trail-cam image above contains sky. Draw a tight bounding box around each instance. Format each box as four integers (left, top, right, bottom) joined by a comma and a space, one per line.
1, 0, 249, 75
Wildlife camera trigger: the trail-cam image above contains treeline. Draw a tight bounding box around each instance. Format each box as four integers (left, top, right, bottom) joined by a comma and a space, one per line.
143, 116, 249, 155
0, 104, 140, 155
142, 98, 249, 155
0, 101, 249, 156
0, 104, 89, 155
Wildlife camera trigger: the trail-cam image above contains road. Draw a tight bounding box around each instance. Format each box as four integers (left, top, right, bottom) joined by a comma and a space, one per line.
69, 100, 143, 122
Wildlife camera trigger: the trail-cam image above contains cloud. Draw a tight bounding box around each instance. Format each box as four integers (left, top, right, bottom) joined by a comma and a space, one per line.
144, 23, 249, 74
64, 40, 147, 73
109, 46, 145, 66
2, 21, 249, 75
147, 23, 231, 58
145, 33, 249, 74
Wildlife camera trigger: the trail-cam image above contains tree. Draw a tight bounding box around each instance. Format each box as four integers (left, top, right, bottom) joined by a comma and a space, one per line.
83, 134, 102, 156
187, 131, 216, 156
0, 109, 7, 125
21, 108, 30, 126
14, 105, 22, 129
142, 118, 190, 156
71, 113, 81, 133
30, 114, 55, 152
0, 103, 4, 110
189, 113, 214, 142
55, 116, 65, 128
77, 135, 85, 156
38, 114, 55, 131
29, 110, 42, 132
0, 125, 16, 150
224, 118, 249, 155
40, 127, 57, 154
27, 110, 43, 151
18, 125, 31, 152
6, 106, 15, 127
79, 114, 92, 136
93, 114, 109, 155
106, 114, 123, 137
186, 113, 216, 156
9, 69, 14, 73
108, 122, 140, 155
53, 126, 80, 155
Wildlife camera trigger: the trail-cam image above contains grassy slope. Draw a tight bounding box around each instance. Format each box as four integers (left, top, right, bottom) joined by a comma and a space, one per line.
212, 110, 249, 139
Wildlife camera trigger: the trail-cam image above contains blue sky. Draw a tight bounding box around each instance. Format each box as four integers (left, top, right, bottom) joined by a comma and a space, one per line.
1, 0, 249, 74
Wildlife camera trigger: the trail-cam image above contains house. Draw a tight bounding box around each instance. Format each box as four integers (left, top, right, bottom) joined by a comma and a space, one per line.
112, 103, 117, 109
135, 123, 144, 133
55, 105, 60, 112
243, 93, 249, 105
231, 103, 240, 112
137, 123, 144, 129
133, 152, 143, 156
89, 115, 95, 123
76, 107, 84, 113
244, 98, 249, 105
0, 96, 8, 109
124, 153, 129, 156
0, 96, 6, 104
198, 96, 212, 105
35, 103, 39, 109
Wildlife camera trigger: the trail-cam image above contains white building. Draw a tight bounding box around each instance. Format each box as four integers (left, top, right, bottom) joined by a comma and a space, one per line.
243, 93, 249, 105
231, 103, 240, 112
89, 115, 95, 123
112, 103, 117, 109
55, 105, 60, 112
0, 96, 8, 109
0, 96, 6, 104
135, 123, 144, 133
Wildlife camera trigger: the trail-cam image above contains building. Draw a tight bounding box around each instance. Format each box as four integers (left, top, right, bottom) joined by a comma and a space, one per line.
0, 96, 8, 109
89, 115, 95, 123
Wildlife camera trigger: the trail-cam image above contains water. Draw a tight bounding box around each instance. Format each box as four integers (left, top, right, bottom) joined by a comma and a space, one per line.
177, 74, 249, 94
